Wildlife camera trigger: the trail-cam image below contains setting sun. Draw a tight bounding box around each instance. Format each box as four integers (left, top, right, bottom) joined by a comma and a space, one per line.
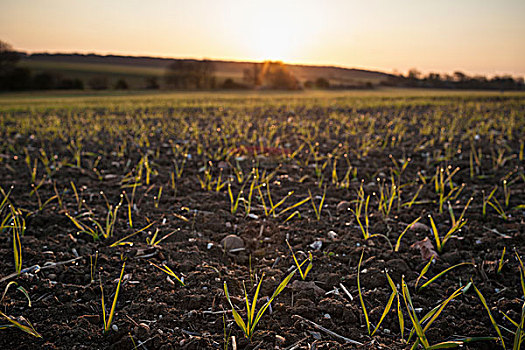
229, 0, 325, 62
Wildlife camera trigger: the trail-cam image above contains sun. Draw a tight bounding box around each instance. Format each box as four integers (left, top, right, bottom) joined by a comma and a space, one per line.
250, 26, 295, 62
234, 1, 323, 63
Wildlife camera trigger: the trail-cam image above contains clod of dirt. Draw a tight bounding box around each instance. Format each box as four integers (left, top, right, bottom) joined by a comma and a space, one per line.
291, 280, 326, 296
385, 259, 410, 280
220, 234, 244, 251
410, 222, 430, 231
411, 237, 438, 260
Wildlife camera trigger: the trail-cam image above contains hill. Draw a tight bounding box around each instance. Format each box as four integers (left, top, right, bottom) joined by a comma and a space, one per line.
18, 52, 394, 89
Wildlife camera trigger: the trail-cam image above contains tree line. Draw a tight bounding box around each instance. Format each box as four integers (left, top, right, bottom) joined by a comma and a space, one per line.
382, 68, 524, 91
2, 39, 523, 92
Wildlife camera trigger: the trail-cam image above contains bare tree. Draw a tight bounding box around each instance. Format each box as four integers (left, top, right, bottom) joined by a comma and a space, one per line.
0, 40, 20, 74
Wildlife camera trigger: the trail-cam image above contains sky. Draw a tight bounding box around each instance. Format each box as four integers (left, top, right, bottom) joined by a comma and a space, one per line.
1, 0, 524, 77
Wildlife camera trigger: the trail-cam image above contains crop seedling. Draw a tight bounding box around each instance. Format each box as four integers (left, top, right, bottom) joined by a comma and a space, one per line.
286, 240, 313, 280
308, 185, 326, 221
0, 282, 41, 338
149, 261, 185, 286
357, 251, 398, 336
395, 217, 422, 251
100, 261, 126, 333
429, 207, 470, 254
223, 269, 296, 340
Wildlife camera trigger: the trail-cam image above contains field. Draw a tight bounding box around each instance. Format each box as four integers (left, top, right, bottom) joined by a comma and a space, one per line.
19, 54, 392, 89
0, 89, 524, 349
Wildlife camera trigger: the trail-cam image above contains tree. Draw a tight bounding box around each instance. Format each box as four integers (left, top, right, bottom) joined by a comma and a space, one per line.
0, 40, 20, 74
114, 79, 129, 90
145, 77, 159, 89
259, 61, 300, 90
315, 77, 330, 89
407, 68, 421, 80
88, 76, 109, 90
165, 60, 216, 89
242, 63, 262, 87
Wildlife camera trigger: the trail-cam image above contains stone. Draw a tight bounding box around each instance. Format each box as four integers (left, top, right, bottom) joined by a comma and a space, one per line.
220, 234, 244, 251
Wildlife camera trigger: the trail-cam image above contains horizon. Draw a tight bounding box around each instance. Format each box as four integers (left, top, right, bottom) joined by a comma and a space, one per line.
1, 0, 524, 77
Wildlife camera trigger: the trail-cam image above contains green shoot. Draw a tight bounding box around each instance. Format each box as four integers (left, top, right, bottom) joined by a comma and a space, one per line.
417, 262, 473, 292
401, 277, 429, 348
308, 186, 326, 221
497, 247, 506, 274
0, 311, 42, 338
472, 282, 506, 349
357, 250, 371, 335
101, 262, 126, 333
395, 217, 422, 252
149, 261, 185, 286
286, 240, 313, 280
223, 269, 296, 340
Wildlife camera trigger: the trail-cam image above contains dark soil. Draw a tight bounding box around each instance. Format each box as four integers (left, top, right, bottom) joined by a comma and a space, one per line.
0, 94, 524, 349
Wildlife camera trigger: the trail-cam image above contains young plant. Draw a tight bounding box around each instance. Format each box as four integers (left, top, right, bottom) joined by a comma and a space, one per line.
9, 206, 24, 275
308, 186, 326, 221
472, 282, 506, 349
497, 247, 506, 274
286, 240, 313, 280
0, 281, 41, 338
100, 262, 126, 333
223, 269, 296, 340
394, 217, 422, 252
149, 261, 185, 286
357, 250, 398, 336
428, 200, 470, 253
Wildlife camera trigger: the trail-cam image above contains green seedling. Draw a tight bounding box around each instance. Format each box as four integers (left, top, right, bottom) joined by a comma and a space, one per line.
149, 261, 185, 286
286, 240, 313, 280
9, 206, 24, 275
483, 186, 508, 219
417, 262, 473, 292
109, 222, 155, 247
429, 210, 469, 253
0, 281, 41, 338
472, 282, 506, 349
228, 182, 245, 215
357, 250, 398, 336
223, 269, 296, 340
308, 186, 326, 221
497, 247, 506, 274
100, 262, 126, 333
146, 228, 177, 247
395, 217, 422, 252
90, 252, 98, 284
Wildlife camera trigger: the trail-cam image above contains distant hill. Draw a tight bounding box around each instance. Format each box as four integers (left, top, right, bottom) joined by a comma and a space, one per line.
18, 52, 394, 89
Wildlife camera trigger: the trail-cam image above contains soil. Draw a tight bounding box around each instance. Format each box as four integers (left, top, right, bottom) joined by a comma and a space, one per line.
0, 98, 524, 349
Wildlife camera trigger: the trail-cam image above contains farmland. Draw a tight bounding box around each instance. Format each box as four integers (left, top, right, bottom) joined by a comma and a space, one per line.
0, 89, 524, 349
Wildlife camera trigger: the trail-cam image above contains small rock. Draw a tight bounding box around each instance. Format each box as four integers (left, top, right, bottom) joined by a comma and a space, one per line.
323, 313, 331, 319
207, 243, 213, 250
112, 324, 118, 332
327, 230, 337, 240
275, 335, 285, 343
247, 213, 259, 219
220, 234, 244, 251
310, 240, 322, 250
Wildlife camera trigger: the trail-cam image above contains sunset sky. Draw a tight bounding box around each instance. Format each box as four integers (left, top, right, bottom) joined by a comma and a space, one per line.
1, 0, 524, 77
